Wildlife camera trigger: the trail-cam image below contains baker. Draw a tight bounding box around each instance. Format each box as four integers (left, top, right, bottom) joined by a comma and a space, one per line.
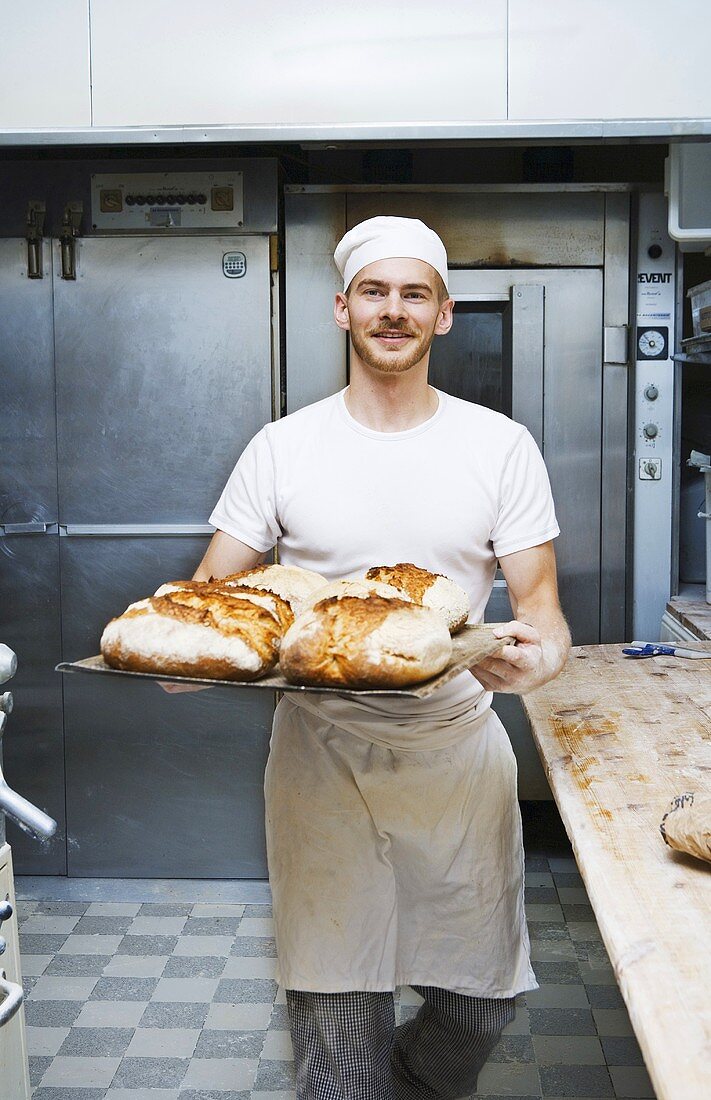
169, 216, 571, 1098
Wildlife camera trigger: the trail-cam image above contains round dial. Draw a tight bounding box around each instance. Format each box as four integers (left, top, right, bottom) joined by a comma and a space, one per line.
638, 329, 666, 358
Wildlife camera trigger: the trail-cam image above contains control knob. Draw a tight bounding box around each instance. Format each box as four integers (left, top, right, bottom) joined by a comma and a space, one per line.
644, 384, 659, 401
643, 423, 659, 440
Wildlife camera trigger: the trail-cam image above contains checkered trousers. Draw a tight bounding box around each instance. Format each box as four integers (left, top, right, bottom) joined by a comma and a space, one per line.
286, 985, 516, 1099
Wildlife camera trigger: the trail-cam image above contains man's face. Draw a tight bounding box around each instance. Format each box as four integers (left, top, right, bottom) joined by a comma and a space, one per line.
334, 258, 453, 375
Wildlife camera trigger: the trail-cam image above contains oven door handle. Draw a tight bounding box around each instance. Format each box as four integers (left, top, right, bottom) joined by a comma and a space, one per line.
0, 970, 23, 1028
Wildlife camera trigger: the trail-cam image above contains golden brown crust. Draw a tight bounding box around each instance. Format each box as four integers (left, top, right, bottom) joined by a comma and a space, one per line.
103, 589, 281, 679
280, 595, 448, 689
365, 563, 440, 604
155, 579, 294, 632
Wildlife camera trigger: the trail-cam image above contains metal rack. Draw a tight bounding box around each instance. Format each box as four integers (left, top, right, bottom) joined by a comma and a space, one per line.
672, 333, 711, 365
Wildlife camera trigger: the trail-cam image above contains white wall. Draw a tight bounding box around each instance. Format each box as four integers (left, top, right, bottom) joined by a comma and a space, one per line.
0, 0, 91, 128
89, 0, 508, 127
509, 0, 711, 120
1, 0, 710, 133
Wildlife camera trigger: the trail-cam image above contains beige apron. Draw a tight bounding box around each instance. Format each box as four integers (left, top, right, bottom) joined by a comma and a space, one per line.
264, 674, 538, 997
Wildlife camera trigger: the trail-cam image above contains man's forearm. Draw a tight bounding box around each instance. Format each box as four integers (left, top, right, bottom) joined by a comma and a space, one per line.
511, 603, 571, 688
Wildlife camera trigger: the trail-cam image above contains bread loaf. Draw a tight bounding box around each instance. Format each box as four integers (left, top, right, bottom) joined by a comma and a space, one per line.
101, 589, 281, 681
303, 578, 411, 611
154, 579, 294, 632
365, 563, 469, 634
280, 594, 452, 689
222, 564, 327, 616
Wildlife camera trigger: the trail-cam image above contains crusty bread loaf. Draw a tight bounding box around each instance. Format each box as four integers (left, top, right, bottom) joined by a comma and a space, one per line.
280, 594, 452, 689
101, 589, 281, 681
154, 579, 294, 632
222, 564, 326, 616
365, 563, 469, 634
303, 578, 411, 612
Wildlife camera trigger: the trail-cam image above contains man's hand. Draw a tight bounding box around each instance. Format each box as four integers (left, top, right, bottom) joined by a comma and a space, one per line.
469, 541, 571, 696
470, 620, 548, 695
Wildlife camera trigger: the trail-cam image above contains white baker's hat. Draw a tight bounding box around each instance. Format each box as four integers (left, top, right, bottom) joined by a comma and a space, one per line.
334, 216, 449, 292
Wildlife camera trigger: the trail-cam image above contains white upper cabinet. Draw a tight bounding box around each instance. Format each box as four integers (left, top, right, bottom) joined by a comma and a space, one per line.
509, 0, 711, 120
0, 0, 91, 128
89, 0, 507, 127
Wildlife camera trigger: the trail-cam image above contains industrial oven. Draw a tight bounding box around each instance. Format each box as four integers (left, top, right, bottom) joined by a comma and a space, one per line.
0, 164, 681, 876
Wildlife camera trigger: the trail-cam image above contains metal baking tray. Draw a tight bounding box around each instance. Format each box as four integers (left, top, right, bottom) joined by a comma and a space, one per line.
56, 623, 512, 699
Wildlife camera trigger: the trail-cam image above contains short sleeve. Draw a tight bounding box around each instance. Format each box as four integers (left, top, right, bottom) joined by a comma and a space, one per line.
208, 427, 282, 552
490, 429, 560, 558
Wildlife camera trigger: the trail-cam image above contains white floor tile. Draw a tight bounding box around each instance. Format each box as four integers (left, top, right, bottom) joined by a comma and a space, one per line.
127, 916, 187, 936
260, 1028, 294, 1060
103, 955, 169, 977
19, 954, 53, 976
173, 935, 233, 957
237, 917, 274, 937
20, 915, 80, 934
204, 1001, 273, 1030
25, 1025, 70, 1056
41, 1055, 122, 1088
181, 1056, 258, 1090
151, 976, 219, 1002
191, 904, 246, 917
58, 934, 124, 955
126, 1026, 200, 1057
74, 1000, 147, 1027
29, 976, 98, 1001
222, 956, 277, 979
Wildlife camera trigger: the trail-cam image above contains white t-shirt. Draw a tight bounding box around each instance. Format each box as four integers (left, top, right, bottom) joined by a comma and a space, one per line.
209, 387, 559, 719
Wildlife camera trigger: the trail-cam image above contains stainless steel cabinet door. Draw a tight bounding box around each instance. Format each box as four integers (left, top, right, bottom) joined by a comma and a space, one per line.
53, 236, 272, 523
0, 240, 66, 873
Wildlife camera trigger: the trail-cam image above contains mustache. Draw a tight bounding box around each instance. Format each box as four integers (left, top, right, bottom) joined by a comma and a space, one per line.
369, 324, 418, 337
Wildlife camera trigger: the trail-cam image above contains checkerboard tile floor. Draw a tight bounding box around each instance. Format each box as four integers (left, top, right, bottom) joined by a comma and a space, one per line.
17, 859, 657, 1099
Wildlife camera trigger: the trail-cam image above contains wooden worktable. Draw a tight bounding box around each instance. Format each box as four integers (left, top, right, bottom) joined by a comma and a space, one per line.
523, 644, 711, 1100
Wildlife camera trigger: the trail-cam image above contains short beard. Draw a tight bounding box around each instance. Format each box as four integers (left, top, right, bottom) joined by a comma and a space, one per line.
350, 326, 436, 374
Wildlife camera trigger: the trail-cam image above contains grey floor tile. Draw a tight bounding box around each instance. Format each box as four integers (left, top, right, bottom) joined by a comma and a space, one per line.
539, 1063, 614, 1096
29, 976, 99, 1001
103, 954, 169, 978
600, 1034, 645, 1066
73, 915, 135, 935
20, 915, 81, 935
181, 1056, 259, 1090
33, 1089, 107, 1100
527, 923, 572, 943
532, 1034, 605, 1065
193, 1028, 265, 1058
117, 934, 180, 956
525, 871, 555, 888
90, 976, 159, 1001
127, 916, 188, 936
556, 886, 591, 904
25, 1025, 71, 1057
525, 887, 559, 905
548, 857, 579, 873
222, 956, 277, 979
474, 1061, 541, 1096
151, 977, 219, 1003
529, 940, 577, 963
112, 1056, 190, 1088
528, 1008, 597, 1036
526, 984, 589, 1009
215, 978, 278, 1004
41, 1055, 122, 1088
24, 1000, 84, 1028
163, 955, 227, 978
260, 1029, 293, 1060
29, 1055, 53, 1087
568, 922, 603, 943
230, 936, 277, 958
205, 1002, 273, 1031
139, 902, 193, 916
139, 1001, 210, 1029
35, 902, 90, 916
58, 1026, 134, 1057
86, 903, 141, 917
532, 961, 584, 985
563, 904, 597, 923
59, 934, 124, 956
488, 1034, 535, 1063
268, 1004, 291, 1030
577, 960, 616, 985
183, 916, 245, 936
592, 1008, 634, 1036
126, 1026, 200, 1057
525, 856, 550, 872
45, 954, 112, 976
253, 1059, 296, 1090
608, 1064, 656, 1098
24, 973, 39, 996
179, 1092, 250, 1100
243, 904, 272, 918
174, 936, 234, 958
585, 984, 625, 1009
18, 933, 68, 954
105, 1091, 179, 1100
20, 953, 53, 976
526, 904, 565, 922
75, 1000, 148, 1028
190, 904, 246, 918
502, 1006, 530, 1036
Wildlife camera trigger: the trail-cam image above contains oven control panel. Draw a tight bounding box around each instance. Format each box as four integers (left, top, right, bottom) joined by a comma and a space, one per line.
632, 191, 677, 640
91, 172, 244, 231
